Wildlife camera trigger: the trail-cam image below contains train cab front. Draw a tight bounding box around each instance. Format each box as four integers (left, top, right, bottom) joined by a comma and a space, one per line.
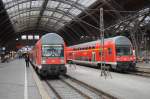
116, 45, 136, 71
39, 44, 67, 76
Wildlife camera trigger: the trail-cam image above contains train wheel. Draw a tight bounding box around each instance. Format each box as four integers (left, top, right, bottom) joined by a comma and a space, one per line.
97, 64, 101, 69
116, 66, 122, 72
129, 63, 136, 72
108, 65, 112, 71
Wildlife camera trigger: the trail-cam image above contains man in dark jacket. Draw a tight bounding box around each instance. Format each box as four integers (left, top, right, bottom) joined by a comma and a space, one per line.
25, 54, 30, 67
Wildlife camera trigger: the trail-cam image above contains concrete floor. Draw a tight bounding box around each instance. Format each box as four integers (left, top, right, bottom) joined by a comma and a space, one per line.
0, 59, 149, 99
136, 62, 150, 68
0, 59, 41, 99
66, 64, 150, 99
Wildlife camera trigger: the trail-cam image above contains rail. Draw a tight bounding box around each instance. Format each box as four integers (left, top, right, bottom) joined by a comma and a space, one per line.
45, 75, 118, 99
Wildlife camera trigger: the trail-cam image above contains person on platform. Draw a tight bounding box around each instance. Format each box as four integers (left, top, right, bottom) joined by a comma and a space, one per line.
25, 53, 30, 67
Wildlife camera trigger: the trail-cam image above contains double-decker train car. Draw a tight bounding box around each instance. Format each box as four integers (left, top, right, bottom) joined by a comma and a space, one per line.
66, 36, 136, 71
30, 33, 67, 76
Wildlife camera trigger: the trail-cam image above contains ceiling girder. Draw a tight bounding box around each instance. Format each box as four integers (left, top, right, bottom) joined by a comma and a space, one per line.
36, 0, 49, 28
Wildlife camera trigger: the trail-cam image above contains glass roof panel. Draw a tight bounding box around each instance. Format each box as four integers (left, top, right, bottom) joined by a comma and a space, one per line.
49, 19, 57, 24
9, 10, 30, 18
58, 3, 71, 11
30, 11, 40, 16
20, 13, 27, 18
144, 16, 150, 24
39, 23, 46, 27
55, 23, 64, 30
18, 2, 30, 10
2, 0, 12, 4
7, 5, 18, 14
5, 1, 18, 8
47, 1, 59, 8
53, 12, 63, 18
69, 7, 82, 16
29, 22, 37, 25
41, 17, 49, 22
62, 16, 72, 21
31, 1, 43, 8
70, 0, 78, 2
43, 11, 53, 16
18, 0, 27, 4
78, 0, 97, 7
46, 24, 54, 27
57, 22, 64, 27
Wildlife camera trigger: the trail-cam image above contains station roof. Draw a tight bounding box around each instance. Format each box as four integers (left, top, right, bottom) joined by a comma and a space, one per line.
0, 0, 150, 49
2, 0, 97, 32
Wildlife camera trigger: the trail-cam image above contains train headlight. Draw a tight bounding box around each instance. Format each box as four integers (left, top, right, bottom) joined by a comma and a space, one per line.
116, 57, 120, 61
39, 65, 42, 69
61, 59, 64, 64
42, 60, 46, 64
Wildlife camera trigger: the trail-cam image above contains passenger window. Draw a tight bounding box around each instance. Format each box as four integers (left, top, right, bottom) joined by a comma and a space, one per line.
108, 48, 112, 55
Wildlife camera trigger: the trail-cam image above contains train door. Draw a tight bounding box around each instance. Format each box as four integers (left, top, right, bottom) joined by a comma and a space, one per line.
72, 52, 75, 60
92, 52, 96, 62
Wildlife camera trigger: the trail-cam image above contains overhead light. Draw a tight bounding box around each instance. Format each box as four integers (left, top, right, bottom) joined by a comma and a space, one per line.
140, 24, 143, 27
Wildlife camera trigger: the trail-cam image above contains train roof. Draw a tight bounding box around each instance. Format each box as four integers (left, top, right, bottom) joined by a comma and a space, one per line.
41, 33, 64, 44
69, 36, 132, 48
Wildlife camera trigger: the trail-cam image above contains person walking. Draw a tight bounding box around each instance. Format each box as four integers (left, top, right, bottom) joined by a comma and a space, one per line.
25, 53, 30, 67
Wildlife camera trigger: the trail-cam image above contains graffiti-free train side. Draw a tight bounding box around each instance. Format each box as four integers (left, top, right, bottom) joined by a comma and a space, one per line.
30, 33, 67, 77
66, 36, 136, 72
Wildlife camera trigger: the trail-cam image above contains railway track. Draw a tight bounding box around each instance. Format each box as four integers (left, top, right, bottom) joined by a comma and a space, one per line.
45, 75, 117, 99
128, 67, 150, 78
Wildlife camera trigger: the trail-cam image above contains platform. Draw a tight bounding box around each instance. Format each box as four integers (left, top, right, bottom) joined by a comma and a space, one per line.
0, 59, 41, 99
136, 62, 150, 69
66, 64, 150, 99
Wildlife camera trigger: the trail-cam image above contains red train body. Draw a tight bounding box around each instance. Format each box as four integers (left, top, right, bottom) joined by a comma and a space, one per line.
66, 36, 136, 71
30, 33, 67, 76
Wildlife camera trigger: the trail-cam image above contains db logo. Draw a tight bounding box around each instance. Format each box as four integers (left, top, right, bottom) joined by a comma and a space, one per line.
52, 60, 55, 62
124, 58, 127, 61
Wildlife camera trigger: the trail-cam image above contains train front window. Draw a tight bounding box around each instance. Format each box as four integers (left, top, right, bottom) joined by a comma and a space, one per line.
42, 45, 64, 57
116, 45, 132, 56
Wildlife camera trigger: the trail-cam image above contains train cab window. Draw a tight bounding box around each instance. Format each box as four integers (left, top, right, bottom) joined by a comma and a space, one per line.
42, 45, 64, 57
108, 48, 112, 55
116, 45, 132, 56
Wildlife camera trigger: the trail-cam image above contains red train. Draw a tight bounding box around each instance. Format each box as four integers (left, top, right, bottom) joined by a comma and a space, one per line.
30, 33, 67, 76
66, 36, 136, 71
